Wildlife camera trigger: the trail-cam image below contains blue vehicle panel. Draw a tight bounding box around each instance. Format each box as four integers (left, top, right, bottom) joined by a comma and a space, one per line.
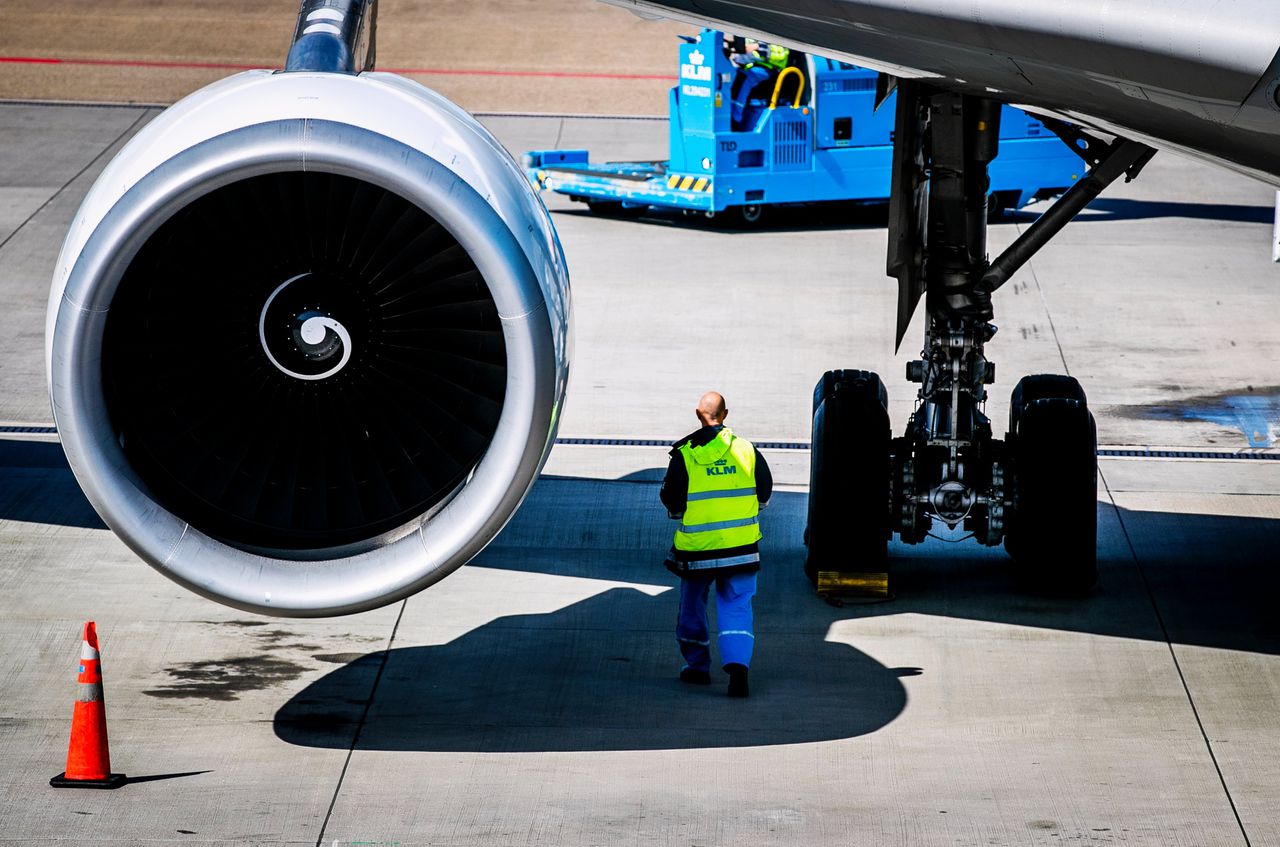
524, 29, 1082, 219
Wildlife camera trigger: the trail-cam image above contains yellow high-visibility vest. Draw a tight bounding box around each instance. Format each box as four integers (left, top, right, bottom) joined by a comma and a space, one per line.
674, 428, 761, 553
745, 45, 789, 71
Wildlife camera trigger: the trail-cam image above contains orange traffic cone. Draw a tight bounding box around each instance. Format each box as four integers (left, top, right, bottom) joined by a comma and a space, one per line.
50, 622, 126, 789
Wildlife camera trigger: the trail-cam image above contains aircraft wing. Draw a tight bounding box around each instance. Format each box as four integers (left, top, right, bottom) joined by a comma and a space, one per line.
604, 0, 1280, 184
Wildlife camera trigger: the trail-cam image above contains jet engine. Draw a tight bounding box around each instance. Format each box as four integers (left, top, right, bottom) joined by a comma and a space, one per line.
46, 70, 571, 616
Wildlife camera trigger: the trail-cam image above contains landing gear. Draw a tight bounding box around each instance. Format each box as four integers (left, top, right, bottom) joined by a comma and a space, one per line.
804, 81, 1153, 596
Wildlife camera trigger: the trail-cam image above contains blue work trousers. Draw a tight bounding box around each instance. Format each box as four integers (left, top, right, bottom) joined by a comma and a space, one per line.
676, 571, 757, 672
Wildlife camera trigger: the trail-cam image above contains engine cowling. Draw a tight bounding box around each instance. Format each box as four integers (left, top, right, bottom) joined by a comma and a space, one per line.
47, 70, 571, 616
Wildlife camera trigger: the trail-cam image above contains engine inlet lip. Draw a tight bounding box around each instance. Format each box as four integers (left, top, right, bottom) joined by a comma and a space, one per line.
51, 118, 560, 616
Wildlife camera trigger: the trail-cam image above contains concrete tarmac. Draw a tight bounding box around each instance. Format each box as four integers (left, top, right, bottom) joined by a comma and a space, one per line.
0, 101, 1278, 845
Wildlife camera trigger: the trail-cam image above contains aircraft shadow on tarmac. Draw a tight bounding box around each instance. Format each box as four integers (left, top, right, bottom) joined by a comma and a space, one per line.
0, 438, 106, 530
555, 196, 1273, 233
274, 472, 1280, 754
556, 201, 893, 233
1001, 197, 1274, 226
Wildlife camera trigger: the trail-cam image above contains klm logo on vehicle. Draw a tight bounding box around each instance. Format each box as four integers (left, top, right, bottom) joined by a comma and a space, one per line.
681, 50, 713, 82
705, 459, 737, 477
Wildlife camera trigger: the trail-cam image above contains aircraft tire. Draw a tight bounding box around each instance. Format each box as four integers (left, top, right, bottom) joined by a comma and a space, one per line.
1009, 374, 1087, 426
1005, 374, 1098, 593
805, 370, 892, 585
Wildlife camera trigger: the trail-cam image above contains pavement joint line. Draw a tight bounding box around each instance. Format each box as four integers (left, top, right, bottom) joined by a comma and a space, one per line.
3, 426, 1278, 460
0, 108, 151, 258
314, 598, 407, 847
1099, 466, 1254, 847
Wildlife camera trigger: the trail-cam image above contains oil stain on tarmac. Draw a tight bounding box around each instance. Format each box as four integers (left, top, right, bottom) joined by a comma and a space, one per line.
143, 622, 365, 701
144, 654, 311, 701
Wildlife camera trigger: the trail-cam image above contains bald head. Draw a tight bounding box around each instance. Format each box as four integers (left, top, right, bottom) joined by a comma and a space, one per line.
695, 391, 728, 427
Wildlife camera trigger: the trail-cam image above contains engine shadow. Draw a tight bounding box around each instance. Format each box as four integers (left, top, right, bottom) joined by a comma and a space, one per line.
0, 438, 106, 529
0, 437, 70, 469
274, 584, 914, 753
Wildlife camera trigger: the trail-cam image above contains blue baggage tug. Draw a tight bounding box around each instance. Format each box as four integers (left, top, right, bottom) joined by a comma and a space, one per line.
524, 28, 1082, 224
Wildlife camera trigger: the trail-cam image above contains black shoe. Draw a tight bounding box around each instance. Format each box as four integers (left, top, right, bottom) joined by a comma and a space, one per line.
725, 663, 749, 698
679, 667, 711, 685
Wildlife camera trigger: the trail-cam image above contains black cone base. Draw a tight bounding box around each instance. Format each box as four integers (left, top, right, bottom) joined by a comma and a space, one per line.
50, 772, 127, 789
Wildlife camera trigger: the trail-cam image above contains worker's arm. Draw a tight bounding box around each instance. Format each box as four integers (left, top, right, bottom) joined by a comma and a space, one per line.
755, 448, 773, 508
660, 452, 688, 519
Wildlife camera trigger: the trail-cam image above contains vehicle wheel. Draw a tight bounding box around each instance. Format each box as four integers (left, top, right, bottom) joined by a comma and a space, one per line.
1005, 374, 1097, 593
986, 190, 1019, 221
735, 203, 765, 227
986, 193, 1004, 220
805, 370, 892, 585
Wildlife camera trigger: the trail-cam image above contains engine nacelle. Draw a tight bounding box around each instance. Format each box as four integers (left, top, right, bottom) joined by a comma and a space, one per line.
47, 71, 571, 616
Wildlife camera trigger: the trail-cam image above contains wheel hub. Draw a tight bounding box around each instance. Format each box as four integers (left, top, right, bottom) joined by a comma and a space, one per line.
929, 480, 975, 525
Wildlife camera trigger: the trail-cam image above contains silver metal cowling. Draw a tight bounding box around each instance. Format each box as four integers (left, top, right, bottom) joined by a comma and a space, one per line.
48, 77, 570, 617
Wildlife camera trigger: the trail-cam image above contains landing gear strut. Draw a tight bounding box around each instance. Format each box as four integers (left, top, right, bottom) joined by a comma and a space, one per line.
805, 83, 1153, 595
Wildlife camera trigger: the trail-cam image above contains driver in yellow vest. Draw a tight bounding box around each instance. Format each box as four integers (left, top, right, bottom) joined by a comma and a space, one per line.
660, 391, 773, 698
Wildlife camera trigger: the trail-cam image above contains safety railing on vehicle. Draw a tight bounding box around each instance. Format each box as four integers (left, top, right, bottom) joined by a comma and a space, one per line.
769, 67, 806, 110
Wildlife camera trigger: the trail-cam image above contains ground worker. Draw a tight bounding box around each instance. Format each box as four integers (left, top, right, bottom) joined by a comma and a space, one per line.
728, 39, 790, 71
660, 391, 773, 698
761, 42, 791, 70
728, 40, 795, 130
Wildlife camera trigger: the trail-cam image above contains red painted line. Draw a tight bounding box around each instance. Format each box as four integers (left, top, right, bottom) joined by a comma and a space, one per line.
0, 55, 670, 81
1, 56, 60, 65
387, 66, 670, 81
0, 55, 260, 71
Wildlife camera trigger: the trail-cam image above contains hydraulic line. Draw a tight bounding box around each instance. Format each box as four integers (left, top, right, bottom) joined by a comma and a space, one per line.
981, 138, 1154, 292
